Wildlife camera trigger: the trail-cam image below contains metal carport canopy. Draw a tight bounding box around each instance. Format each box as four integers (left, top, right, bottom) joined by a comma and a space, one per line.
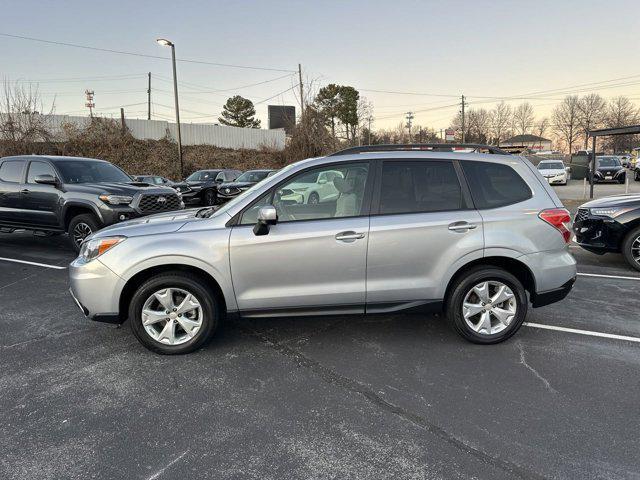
586, 124, 640, 198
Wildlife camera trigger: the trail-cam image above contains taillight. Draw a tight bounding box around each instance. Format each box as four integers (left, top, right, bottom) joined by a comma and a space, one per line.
538, 208, 572, 243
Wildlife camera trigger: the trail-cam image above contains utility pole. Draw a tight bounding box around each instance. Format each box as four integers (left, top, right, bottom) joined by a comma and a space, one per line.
85, 90, 95, 118
298, 63, 304, 116
405, 111, 414, 142
147, 72, 151, 120
120, 108, 126, 133
460, 94, 466, 143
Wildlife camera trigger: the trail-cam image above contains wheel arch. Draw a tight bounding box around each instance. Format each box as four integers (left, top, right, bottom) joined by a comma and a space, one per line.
444, 256, 537, 307
118, 264, 228, 323
63, 202, 103, 231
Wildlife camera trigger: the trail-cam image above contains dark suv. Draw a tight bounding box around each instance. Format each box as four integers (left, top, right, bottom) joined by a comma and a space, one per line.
0, 155, 184, 251
173, 169, 242, 206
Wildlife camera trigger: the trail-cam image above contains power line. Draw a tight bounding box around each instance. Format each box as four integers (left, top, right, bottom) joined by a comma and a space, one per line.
154, 72, 295, 94
254, 85, 299, 105
0, 32, 296, 73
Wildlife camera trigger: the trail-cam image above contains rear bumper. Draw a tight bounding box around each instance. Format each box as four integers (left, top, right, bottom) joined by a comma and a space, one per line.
68, 258, 125, 323
532, 277, 576, 308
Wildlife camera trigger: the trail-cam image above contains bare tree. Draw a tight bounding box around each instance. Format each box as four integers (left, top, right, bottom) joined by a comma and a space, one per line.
552, 95, 580, 154
513, 103, 535, 136
604, 96, 639, 152
490, 101, 512, 145
355, 97, 373, 145
468, 108, 491, 143
0, 80, 55, 152
577, 93, 606, 149
534, 117, 550, 149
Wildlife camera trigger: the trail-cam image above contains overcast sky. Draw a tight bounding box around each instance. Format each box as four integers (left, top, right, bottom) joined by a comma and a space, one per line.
2, 0, 639, 130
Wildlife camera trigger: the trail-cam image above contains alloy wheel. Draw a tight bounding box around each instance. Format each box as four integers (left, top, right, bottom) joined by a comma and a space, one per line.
462, 281, 517, 335
72, 222, 93, 247
141, 288, 203, 345
631, 236, 640, 266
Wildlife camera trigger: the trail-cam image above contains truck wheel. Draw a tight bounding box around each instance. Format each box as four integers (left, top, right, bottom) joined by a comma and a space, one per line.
129, 273, 220, 354
68, 213, 100, 252
622, 227, 640, 272
446, 267, 528, 344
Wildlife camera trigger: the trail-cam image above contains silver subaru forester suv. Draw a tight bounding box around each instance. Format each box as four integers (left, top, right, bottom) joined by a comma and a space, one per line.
69, 144, 577, 354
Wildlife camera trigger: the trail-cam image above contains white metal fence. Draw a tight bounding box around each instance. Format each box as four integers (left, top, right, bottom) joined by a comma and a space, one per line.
1, 113, 286, 150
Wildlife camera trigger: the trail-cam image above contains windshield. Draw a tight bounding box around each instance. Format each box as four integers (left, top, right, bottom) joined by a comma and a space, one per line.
56, 160, 132, 184
538, 162, 564, 170
597, 157, 621, 167
186, 170, 220, 181
236, 170, 271, 183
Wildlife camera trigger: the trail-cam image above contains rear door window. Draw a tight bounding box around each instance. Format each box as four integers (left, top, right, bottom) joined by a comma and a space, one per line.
461, 161, 532, 209
0, 160, 25, 183
378, 160, 465, 215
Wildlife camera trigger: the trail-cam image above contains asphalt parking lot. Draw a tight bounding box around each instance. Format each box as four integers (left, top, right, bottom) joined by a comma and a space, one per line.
1, 226, 640, 479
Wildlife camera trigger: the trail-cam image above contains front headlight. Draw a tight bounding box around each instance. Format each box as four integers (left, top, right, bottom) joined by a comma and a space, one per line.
78, 236, 125, 263
99, 194, 133, 205
590, 207, 631, 218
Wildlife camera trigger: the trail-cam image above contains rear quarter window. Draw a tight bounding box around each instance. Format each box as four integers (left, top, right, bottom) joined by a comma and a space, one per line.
461, 161, 532, 209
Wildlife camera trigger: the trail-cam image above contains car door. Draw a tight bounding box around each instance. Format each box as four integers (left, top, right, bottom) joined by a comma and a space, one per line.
229, 161, 373, 315
0, 159, 27, 224
366, 159, 484, 311
21, 160, 61, 227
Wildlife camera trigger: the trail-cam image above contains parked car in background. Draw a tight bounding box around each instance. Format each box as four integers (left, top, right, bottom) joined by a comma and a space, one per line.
216, 169, 276, 203
634, 161, 640, 181
574, 194, 640, 271
134, 175, 175, 186
0, 155, 183, 251
592, 156, 626, 184
537, 160, 569, 185
616, 154, 632, 168
172, 169, 242, 206
279, 168, 344, 205
69, 144, 576, 354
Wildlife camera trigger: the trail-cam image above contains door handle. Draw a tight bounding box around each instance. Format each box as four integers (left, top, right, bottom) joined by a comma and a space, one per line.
335, 231, 365, 241
20, 189, 30, 194
448, 221, 477, 232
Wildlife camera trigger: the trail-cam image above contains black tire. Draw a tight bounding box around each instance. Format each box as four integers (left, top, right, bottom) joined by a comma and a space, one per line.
307, 192, 319, 205
621, 226, 640, 272
67, 213, 100, 252
445, 266, 528, 344
129, 273, 220, 354
634, 171, 640, 182
203, 189, 217, 206
618, 175, 626, 184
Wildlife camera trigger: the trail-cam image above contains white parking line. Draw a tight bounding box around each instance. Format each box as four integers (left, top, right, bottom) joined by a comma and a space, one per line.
0, 257, 67, 270
577, 272, 640, 281
524, 322, 640, 344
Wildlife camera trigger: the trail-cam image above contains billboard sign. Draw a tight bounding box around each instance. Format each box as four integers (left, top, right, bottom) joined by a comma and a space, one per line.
268, 105, 296, 134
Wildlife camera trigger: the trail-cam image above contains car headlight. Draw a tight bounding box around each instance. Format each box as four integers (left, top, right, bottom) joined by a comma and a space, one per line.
590, 207, 632, 218
99, 194, 133, 205
78, 236, 125, 263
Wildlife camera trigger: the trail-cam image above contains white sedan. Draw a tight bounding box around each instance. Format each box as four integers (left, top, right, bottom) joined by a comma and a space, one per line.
537, 160, 569, 185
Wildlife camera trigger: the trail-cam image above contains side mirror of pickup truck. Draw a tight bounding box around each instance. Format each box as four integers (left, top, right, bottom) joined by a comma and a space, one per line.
34, 174, 59, 186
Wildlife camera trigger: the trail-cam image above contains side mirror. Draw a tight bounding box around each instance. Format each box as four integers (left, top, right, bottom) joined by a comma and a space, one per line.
318, 177, 327, 185
253, 205, 277, 236
34, 174, 58, 186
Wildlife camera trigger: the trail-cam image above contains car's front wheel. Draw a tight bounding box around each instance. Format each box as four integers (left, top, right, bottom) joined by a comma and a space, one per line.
204, 189, 216, 206
446, 267, 528, 344
129, 273, 220, 354
622, 226, 640, 272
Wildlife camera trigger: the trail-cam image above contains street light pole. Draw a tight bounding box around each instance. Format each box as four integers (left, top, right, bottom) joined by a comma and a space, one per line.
157, 38, 183, 178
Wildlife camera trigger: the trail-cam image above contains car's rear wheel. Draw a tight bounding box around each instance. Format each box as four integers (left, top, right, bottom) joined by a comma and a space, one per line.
634, 170, 640, 182
129, 273, 219, 354
67, 213, 100, 252
446, 267, 528, 344
622, 227, 640, 272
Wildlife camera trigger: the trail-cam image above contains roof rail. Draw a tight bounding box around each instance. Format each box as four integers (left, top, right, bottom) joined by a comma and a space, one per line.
328, 143, 510, 156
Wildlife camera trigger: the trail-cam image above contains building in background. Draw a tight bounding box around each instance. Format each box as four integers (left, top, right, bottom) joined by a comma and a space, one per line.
501, 134, 552, 152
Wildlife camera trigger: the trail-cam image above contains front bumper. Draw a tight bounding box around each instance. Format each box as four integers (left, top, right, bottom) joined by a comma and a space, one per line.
543, 174, 567, 185
593, 170, 625, 183
573, 213, 626, 253
68, 257, 125, 323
